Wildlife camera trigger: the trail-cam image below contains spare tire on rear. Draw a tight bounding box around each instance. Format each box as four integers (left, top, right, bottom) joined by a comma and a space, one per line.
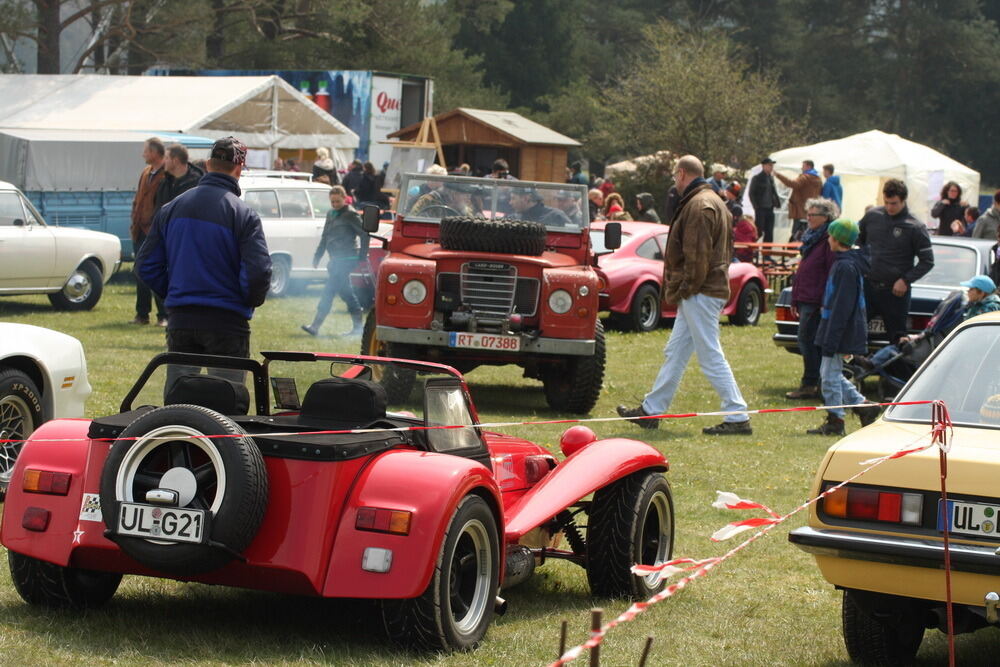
440, 216, 546, 256
100, 404, 268, 576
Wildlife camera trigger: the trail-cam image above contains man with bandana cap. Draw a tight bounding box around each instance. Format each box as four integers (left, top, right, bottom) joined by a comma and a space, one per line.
137, 136, 272, 382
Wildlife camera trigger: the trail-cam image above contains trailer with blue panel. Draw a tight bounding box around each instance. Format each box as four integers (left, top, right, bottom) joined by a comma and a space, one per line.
0, 129, 213, 259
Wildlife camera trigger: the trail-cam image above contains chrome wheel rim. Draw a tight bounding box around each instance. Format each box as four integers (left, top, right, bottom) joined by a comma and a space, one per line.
743, 289, 761, 323
115, 425, 226, 544
449, 518, 492, 635
638, 293, 659, 330
62, 268, 94, 304
0, 394, 34, 474
639, 490, 672, 587
270, 260, 289, 294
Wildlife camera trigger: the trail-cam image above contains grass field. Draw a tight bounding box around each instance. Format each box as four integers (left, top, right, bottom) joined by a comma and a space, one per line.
0, 271, 996, 666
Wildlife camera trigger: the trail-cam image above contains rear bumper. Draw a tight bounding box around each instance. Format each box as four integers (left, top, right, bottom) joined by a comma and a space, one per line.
376, 325, 595, 356
789, 526, 1000, 575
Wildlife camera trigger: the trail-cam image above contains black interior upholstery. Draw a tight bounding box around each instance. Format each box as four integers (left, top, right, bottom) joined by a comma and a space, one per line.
165, 374, 251, 415
299, 377, 387, 425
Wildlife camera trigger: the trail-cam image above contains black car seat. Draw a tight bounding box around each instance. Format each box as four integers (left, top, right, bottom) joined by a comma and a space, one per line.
164, 374, 251, 415
299, 377, 387, 427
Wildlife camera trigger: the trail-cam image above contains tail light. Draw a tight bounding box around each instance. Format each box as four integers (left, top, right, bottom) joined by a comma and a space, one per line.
909, 315, 931, 331
356, 507, 412, 535
776, 305, 794, 323
22, 507, 51, 532
525, 455, 553, 484
23, 469, 72, 495
823, 484, 922, 525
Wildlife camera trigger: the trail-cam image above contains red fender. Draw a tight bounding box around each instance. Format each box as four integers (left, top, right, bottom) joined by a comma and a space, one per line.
504, 438, 667, 541
0, 419, 94, 565
322, 449, 503, 599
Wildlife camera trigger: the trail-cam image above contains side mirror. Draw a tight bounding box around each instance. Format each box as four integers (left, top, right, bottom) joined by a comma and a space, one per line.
12, 218, 24, 227
603, 222, 622, 250
361, 204, 380, 233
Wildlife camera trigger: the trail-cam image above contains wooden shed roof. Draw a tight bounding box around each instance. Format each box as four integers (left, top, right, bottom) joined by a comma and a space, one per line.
389, 107, 580, 147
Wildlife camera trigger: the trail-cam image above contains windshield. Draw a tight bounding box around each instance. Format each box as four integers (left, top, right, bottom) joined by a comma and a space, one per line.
399, 173, 589, 233
888, 322, 1000, 427
918, 244, 978, 287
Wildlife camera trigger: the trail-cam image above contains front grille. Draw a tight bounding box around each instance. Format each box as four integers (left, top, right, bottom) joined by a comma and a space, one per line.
438, 263, 539, 316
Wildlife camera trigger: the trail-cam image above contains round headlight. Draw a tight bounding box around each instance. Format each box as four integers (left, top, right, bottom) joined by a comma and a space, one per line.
548, 289, 573, 314
578, 285, 590, 297
387, 273, 399, 284
402, 279, 427, 304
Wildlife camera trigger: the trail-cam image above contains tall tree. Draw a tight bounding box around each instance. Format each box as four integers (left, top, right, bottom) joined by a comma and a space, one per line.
613, 20, 808, 170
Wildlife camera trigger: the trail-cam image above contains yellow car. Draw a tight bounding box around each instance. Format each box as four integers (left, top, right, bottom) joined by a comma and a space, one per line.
790, 312, 1000, 664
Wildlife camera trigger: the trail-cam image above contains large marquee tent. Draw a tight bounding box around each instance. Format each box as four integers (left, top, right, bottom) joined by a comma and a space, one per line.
765, 130, 979, 226
0, 74, 359, 168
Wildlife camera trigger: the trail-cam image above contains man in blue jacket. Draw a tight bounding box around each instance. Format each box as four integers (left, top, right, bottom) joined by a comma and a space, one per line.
137, 136, 272, 376
808, 219, 881, 435
820, 164, 842, 210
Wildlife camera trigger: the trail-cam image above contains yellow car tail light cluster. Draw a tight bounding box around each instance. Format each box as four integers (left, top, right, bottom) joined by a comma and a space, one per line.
823, 485, 922, 525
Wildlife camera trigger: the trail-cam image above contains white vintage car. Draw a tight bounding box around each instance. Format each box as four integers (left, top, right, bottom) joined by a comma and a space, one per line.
0, 323, 91, 494
0, 180, 121, 310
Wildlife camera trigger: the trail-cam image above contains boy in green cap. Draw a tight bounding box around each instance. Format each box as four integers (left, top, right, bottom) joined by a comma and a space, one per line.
809, 219, 881, 435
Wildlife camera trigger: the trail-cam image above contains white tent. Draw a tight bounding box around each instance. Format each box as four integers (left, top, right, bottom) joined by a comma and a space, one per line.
0, 74, 359, 166
768, 130, 979, 227
0, 128, 215, 191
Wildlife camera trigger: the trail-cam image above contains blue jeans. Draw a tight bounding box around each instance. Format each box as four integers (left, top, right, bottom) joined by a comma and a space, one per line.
642, 293, 748, 423
820, 355, 866, 418
870, 344, 901, 367
797, 303, 822, 386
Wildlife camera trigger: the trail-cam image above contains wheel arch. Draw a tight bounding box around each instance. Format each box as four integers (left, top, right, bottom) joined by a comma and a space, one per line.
322, 449, 503, 599
613, 277, 661, 315
504, 438, 667, 541
0, 356, 51, 417
723, 276, 767, 316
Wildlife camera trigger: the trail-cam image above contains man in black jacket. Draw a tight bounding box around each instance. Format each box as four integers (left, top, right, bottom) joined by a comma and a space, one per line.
748, 157, 780, 242
857, 179, 934, 343
153, 144, 204, 217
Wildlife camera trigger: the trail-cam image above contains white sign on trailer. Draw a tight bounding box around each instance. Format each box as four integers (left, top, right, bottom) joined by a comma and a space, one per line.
370, 76, 404, 169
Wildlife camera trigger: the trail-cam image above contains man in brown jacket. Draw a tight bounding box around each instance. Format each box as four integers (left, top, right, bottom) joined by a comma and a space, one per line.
774, 160, 822, 242
130, 137, 167, 325
617, 155, 751, 435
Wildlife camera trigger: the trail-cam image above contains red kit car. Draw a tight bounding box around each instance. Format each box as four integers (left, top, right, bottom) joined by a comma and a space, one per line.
592, 221, 768, 332
1, 352, 672, 652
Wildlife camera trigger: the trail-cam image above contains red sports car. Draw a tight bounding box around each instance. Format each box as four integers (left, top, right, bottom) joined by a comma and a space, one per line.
592, 221, 768, 331
1, 351, 672, 652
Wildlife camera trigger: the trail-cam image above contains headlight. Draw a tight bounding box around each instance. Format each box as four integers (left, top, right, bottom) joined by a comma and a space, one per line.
548, 289, 573, 314
402, 279, 427, 304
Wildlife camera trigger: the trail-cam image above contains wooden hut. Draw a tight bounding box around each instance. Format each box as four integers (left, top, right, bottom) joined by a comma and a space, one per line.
388, 108, 580, 183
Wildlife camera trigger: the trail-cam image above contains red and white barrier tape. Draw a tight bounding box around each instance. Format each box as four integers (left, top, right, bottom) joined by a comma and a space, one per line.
549, 401, 952, 666
0, 399, 937, 444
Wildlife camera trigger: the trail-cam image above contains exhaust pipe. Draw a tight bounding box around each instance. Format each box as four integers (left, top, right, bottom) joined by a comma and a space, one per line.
495, 596, 507, 616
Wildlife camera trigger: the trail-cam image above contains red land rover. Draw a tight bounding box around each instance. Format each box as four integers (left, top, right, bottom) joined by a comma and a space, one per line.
362, 173, 619, 414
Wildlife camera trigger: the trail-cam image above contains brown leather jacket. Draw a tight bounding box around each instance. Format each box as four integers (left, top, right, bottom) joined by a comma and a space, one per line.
130, 165, 166, 241
774, 171, 822, 220
662, 182, 733, 304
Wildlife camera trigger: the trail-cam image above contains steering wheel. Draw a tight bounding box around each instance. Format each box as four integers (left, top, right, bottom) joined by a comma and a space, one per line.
417, 204, 461, 218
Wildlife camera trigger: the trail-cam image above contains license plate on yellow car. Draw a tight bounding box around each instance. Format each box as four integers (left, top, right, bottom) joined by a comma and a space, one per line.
938, 499, 1000, 538
118, 502, 205, 543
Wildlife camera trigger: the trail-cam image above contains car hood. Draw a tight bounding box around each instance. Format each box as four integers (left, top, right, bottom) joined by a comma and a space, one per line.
48, 226, 121, 248
821, 419, 1000, 495
401, 243, 581, 269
